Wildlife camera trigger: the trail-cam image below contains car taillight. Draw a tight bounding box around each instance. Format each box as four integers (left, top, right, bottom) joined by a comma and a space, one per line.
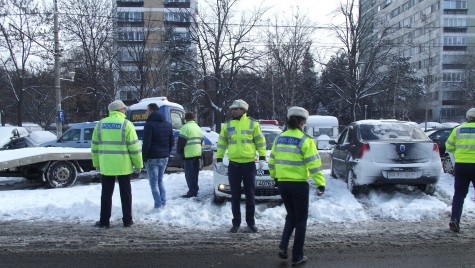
360, 143, 370, 158
433, 143, 439, 152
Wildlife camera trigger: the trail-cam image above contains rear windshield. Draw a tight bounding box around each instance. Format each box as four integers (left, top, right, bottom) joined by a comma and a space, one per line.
358, 123, 429, 141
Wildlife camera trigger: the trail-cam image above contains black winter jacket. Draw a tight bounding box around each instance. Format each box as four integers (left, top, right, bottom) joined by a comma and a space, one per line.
142, 111, 174, 162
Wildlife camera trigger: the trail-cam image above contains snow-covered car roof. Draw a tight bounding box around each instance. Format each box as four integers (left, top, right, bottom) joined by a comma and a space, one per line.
25, 131, 57, 147
354, 120, 430, 141
0, 126, 29, 148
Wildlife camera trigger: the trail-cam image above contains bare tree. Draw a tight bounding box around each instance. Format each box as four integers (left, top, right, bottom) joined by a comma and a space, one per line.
190, 0, 268, 130
0, 0, 52, 126
265, 11, 316, 117
327, 0, 393, 121
60, 0, 115, 121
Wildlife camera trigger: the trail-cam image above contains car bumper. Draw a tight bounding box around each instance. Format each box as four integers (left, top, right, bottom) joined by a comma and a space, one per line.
213, 168, 281, 201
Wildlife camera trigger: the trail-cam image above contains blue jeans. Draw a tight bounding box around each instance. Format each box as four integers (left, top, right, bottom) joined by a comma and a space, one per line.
146, 158, 168, 208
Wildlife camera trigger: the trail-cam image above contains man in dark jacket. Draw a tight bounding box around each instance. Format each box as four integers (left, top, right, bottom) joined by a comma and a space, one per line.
142, 103, 174, 209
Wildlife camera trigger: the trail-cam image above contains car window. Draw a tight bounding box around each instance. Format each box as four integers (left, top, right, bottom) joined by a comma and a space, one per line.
338, 128, 349, 144
83, 128, 94, 141
61, 129, 81, 142
359, 123, 428, 141
262, 130, 281, 150
170, 110, 184, 130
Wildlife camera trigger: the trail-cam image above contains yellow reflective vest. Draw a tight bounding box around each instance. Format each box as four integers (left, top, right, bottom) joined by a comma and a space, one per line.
91, 111, 143, 175
446, 122, 475, 163
216, 114, 266, 163
269, 128, 326, 187
178, 120, 203, 158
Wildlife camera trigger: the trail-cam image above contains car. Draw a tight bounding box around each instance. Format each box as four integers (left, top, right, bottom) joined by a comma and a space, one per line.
443, 152, 454, 175
427, 128, 455, 157
0, 126, 30, 150
329, 119, 442, 195
201, 127, 219, 151
40, 122, 97, 148
213, 126, 282, 204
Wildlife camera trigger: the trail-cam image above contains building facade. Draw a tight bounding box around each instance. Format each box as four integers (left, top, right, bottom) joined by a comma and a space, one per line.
113, 0, 196, 101
361, 0, 475, 123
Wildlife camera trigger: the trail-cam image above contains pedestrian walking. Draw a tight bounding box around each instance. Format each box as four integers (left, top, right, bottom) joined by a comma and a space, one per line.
216, 99, 267, 233
142, 103, 174, 210
92, 100, 143, 228
446, 108, 475, 233
177, 112, 203, 198
269, 107, 326, 266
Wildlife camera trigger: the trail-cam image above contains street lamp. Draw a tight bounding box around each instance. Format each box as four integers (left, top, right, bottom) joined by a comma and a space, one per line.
53, 0, 63, 137
364, 105, 368, 119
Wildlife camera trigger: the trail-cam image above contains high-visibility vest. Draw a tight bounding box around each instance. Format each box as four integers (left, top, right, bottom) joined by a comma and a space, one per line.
216, 113, 266, 163
446, 122, 475, 163
91, 111, 143, 175
269, 128, 325, 187
178, 120, 203, 158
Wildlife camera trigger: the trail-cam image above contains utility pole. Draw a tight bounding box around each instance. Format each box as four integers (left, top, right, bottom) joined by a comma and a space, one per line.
54, 0, 63, 137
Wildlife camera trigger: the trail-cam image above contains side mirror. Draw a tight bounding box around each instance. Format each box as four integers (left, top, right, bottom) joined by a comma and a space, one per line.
329, 140, 337, 145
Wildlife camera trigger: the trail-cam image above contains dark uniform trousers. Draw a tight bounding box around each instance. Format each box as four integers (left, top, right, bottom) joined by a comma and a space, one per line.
184, 156, 201, 196
278, 181, 309, 262
451, 163, 475, 222
100, 174, 133, 225
228, 161, 256, 227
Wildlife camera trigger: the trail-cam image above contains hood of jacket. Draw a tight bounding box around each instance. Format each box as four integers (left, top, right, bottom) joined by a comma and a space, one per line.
147, 110, 165, 122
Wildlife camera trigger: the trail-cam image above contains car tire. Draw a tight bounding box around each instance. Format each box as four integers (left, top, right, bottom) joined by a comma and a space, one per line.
443, 154, 454, 174
213, 192, 226, 205
418, 183, 437, 196
46, 161, 77, 188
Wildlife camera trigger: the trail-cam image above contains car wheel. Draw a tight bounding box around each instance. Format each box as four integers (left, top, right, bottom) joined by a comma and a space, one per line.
330, 159, 337, 178
418, 183, 437, 196
46, 161, 77, 188
213, 192, 226, 205
443, 155, 454, 174
347, 170, 359, 195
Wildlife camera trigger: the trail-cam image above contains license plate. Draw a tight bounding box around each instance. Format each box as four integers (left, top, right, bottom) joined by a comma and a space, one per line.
387, 171, 418, 179
256, 180, 275, 188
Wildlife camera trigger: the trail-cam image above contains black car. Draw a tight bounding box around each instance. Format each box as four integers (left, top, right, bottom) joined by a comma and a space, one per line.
426, 128, 455, 157
330, 120, 442, 195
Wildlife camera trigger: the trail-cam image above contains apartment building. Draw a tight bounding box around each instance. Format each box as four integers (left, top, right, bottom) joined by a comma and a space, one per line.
113, 0, 196, 101
361, 0, 474, 123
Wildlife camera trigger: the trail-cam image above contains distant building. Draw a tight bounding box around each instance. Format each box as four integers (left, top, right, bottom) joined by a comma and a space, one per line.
113, 0, 196, 101
360, 0, 474, 123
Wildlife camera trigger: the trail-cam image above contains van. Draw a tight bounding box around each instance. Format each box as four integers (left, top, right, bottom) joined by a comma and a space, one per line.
305, 115, 339, 150
127, 97, 213, 168
40, 122, 97, 148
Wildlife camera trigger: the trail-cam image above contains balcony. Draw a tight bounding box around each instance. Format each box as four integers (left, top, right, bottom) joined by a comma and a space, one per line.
116, 0, 144, 7
164, 2, 191, 8
443, 46, 466, 51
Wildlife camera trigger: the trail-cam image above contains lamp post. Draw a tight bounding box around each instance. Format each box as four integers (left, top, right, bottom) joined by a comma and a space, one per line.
53, 0, 63, 137
364, 105, 368, 119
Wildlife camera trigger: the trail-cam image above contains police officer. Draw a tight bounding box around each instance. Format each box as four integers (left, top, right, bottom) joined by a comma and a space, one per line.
92, 100, 143, 228
269, 107, 325, 265
177, 112, 203, 198
216, 99, 266, 233
446, 107, 475, 233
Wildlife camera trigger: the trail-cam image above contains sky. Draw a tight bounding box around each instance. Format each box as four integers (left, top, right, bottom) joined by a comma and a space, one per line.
1, 151, 474, 230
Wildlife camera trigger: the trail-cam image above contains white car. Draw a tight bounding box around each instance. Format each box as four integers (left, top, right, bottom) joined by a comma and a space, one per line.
443, 152, 454, 175
213, 127, 282, 204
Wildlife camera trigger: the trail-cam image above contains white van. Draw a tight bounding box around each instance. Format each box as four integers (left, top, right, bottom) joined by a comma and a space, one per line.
305, 115, 339, 150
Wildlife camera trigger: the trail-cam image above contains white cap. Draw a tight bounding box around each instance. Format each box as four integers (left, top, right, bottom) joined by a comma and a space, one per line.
229, 99, 249, 111
287, 106, 309, 119
466, 108, 475, 119
108, 100, 127, 111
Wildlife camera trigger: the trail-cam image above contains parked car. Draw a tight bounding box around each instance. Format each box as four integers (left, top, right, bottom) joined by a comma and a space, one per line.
0, 126, 56, 150
330, 119, 442, 195
443, 152, 455, 175
201, 127, 219, 151
427, 128, 455, 157
40, 122, 97, 148
213, 126, 282, 204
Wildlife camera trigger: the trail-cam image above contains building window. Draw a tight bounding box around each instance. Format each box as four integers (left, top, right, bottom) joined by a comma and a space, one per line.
443, 17, 466, 27
444, 36, 466, 46
443, 0, 467, 9
164, 12, 190, 22
118, 12, 144, 22
118, 31, 144, 41
442, 72, 463, 82
443, 91, 465, 100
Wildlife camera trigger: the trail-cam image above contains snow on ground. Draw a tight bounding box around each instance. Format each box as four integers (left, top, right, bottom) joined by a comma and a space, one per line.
1, 167, 474, 230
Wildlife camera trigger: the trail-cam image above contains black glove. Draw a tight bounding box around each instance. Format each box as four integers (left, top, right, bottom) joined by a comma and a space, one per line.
318, 186, 325, 192
274, 178, 279, 187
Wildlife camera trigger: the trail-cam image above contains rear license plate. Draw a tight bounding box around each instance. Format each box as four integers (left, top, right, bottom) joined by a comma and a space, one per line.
256, 180, 275, 188
387, 171, 418, 179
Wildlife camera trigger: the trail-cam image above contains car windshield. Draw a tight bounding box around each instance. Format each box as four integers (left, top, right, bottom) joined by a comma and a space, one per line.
262, 129, 281, 150
358, 123, 429, 141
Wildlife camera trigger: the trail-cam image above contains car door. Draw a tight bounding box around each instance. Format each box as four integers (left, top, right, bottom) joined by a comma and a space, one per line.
332, 128, 349, 176
56, 128, 82, 147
